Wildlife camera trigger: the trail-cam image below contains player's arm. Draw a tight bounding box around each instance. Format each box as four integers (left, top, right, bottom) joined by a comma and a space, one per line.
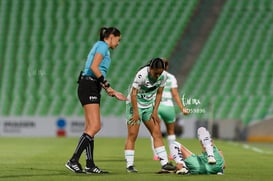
151, 87, 164, 123
130, 87, 140, 122
171, 87, 189, 115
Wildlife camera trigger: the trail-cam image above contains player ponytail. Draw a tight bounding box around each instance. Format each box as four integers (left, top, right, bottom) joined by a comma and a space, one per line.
137, 57, 166, 71
149, 57, 165, 70
161, 58, 168, 70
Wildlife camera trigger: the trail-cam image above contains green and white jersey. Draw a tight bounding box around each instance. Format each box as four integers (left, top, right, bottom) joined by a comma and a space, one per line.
127, 67, 167, 108
160, 72, 178, 107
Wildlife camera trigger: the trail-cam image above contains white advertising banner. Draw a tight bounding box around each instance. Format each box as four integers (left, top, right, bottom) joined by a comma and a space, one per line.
0, 116, 151, 137
0, 116, 200, 138
0, 117, 56, 137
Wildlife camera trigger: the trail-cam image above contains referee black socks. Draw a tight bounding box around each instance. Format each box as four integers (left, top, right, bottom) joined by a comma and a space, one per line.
84, 134, 95, 168
70, 133, 94, 165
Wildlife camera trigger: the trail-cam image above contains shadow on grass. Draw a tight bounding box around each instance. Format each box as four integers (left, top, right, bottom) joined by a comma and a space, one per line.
0, 167, 128, 179
0, 167, 69, 179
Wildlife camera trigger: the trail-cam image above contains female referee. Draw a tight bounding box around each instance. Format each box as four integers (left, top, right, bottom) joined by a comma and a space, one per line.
124, 58, 176, 173
65, 27, 126, 174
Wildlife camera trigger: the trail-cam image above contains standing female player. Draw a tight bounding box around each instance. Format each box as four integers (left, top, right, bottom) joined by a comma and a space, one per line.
151, 59, 189, 161
66, 27, 126, 174
124, 58, 176, 173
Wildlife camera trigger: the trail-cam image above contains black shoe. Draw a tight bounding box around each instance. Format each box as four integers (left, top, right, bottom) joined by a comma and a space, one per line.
65, 160, 84, 173
85, 166, 109, 174
161, 162, 176, 173
127, 165, 138, 173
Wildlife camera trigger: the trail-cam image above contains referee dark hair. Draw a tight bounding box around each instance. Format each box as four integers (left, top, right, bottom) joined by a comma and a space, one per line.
65, 27, 124, 174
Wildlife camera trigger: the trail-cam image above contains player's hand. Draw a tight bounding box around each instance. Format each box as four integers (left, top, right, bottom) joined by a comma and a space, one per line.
151, 112, 160, 124
129, 114, 140, 125
182, 107, 189, 115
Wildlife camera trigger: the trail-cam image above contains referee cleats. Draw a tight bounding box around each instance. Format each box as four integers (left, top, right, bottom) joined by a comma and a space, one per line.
85, 166, 109, 174
65, 160, 84, 173
127, 165, 138, 173
208, 155, 216, 164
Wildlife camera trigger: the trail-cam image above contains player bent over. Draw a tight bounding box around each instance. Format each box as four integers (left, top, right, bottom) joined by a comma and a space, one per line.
124, 58, 176, 173
170, 127, 226, 175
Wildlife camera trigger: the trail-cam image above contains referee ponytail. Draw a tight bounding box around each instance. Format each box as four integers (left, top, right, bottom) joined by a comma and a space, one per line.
100, 27, 121, 41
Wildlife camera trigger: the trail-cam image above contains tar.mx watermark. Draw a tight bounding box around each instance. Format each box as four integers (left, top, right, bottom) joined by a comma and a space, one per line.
182, 94, 206, 114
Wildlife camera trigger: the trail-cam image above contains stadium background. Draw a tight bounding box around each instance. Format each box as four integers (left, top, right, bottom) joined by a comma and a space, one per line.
0, 0, 272, 140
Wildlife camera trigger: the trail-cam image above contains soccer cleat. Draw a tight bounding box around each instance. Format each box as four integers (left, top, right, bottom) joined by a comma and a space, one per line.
85, 166, 109, 174
217, 169, 224, 175
208, 155, 216, 164
127, 165, 138, 173
176, 167, 189, 175
65, 160, 84, 173
161, 162, 176, 173
153, 155, 159, 161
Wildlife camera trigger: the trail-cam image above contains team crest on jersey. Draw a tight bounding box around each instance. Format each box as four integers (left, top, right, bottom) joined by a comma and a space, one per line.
139, 81, 160, 93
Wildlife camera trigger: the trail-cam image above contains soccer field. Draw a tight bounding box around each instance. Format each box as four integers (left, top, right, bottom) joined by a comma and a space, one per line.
0, 137, 272, 181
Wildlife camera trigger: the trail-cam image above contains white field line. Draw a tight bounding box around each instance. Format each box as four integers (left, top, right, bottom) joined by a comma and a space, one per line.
228, 141, 273, 154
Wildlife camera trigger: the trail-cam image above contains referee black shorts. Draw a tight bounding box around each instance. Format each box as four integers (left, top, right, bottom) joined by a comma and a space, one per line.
77, 78, 102, 105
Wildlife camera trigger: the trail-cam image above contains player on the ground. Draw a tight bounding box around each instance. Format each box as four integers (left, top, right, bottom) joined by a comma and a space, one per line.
170, 127, 226, 175
150, 59, 189, 160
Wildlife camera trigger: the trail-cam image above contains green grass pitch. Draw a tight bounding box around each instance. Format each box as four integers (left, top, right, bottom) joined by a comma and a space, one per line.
0, 137, 272, 181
